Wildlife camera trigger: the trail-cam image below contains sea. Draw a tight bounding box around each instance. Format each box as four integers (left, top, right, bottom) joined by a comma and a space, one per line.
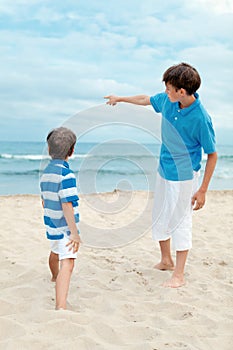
0, 141, 232, 195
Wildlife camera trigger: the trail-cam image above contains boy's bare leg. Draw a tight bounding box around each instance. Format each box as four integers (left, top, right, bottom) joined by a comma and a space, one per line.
49, 251, 59, 282
154, 239, 175, 270
163, 250, 188, 288
55, 258, 75, 310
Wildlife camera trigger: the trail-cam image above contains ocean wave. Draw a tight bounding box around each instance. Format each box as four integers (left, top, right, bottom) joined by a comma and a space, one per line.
1, 149, 232, 162
0, 169, 40, 176
0, 153, 89, 161
77, 169, 151, 176
219, 155, 233, 160
0, 168, 150, 177
0, 166, 233, 181
0, 153, 158, 162
0, 153, 50, 161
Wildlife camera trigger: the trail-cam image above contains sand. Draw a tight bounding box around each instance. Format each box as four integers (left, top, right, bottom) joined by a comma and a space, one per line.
0, 190, 232, 350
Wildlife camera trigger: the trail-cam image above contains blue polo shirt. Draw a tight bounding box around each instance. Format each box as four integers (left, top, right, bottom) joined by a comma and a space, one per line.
150, 92, 216, 181
40, 159, 79, 240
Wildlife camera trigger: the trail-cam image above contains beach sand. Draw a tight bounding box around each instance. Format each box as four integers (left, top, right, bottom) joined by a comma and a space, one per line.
0, 190, 232, 350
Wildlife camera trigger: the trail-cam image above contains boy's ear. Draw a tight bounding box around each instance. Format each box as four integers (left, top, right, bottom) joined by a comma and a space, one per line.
180, 88, 187, 96
68, 146, 75, 157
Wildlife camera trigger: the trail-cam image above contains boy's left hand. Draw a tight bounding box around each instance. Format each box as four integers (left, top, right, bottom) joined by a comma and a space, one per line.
192, 190, 206, 210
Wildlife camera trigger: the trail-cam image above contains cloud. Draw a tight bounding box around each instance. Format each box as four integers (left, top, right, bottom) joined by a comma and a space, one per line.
0, 0, 232, 141
186, 0, 233, 14
175, 43, 233, 126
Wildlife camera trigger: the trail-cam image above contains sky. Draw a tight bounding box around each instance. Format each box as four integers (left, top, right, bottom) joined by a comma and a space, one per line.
0, 0, 233, 143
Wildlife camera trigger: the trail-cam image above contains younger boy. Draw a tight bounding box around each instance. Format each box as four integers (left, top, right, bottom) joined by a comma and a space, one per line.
105, 62, 217, 288
40, 127, 81, 309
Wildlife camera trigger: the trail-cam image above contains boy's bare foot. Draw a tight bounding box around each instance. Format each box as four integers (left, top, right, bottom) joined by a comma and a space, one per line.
163, 276, 185, 288
154, 261, 175, 271
51, 276, 57, 282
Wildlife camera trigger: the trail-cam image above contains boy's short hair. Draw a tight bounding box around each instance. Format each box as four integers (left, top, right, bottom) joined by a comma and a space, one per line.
163, 62, 201, 95
47, 127, 77, 159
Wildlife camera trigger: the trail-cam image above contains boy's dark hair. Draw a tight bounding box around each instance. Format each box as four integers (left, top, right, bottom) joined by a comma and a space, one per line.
163, 62, 201, 95
47, 127, 77, 159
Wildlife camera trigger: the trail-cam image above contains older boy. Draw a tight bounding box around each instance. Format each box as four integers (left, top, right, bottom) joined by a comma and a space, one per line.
40, 127, 81, 309
105, 62, 217, 288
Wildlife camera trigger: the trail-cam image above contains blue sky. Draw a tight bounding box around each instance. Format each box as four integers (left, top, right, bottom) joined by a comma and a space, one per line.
0, 0, 233, 143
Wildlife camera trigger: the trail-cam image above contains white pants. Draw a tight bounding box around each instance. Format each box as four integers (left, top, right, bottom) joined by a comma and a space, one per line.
152, 172, 199, 251
50, 234, 77, 260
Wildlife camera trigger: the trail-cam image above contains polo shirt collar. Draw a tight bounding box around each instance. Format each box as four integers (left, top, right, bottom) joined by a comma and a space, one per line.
176, 92, 200, 116
50, 159, 69, 168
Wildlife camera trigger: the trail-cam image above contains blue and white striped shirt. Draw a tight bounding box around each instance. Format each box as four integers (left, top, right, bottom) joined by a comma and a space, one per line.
40, 159, 79, 240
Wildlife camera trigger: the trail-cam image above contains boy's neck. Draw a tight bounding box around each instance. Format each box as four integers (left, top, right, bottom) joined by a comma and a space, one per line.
179, 94, 196, 109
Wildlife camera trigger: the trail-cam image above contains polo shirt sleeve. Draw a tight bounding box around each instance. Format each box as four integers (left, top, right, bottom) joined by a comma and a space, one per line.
58, 171, 79, 203
199, 116, 216, 154
150, 92, 167, 113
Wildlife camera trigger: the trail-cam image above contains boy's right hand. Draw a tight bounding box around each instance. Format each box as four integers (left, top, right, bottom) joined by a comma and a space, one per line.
66, 233, 82, 253
104, 95, 119, 106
